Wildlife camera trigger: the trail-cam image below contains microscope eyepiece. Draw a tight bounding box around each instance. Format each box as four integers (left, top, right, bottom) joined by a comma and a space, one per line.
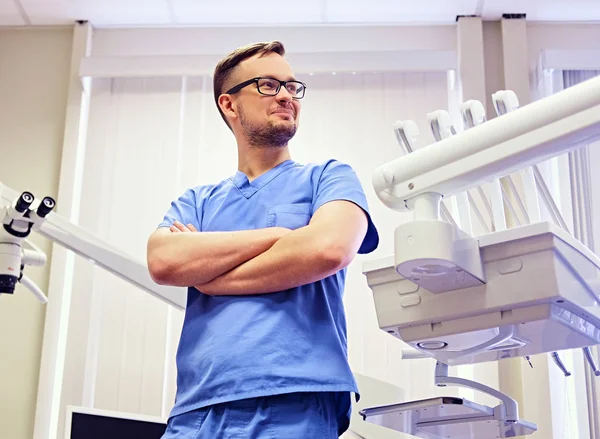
37, 197, 56, 218
15, 192, 35, 213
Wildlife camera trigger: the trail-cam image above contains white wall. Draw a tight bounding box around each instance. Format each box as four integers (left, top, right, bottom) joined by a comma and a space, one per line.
0, 27, 72, 439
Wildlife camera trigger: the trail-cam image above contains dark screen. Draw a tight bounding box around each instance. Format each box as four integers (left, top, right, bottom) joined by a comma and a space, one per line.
70, 412, 167, 439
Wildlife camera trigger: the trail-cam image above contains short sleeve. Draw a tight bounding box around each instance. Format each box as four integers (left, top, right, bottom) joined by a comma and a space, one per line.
157, 187, 205, 231
312, 160, 379, 254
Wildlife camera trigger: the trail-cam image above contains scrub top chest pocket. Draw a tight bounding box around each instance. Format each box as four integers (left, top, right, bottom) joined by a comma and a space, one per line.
267, 203, 312, 230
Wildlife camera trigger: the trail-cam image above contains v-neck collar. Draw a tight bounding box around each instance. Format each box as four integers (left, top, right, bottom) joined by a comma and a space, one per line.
231, 160, 298, 199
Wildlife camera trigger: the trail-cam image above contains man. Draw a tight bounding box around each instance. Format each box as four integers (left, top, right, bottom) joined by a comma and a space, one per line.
147, 41, 379, 438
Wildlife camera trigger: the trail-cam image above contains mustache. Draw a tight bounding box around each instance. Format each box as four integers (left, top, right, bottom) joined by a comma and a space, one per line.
271, 104, 295, 116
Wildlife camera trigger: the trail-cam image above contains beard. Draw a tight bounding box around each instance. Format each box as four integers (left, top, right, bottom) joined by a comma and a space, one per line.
239, 105, 297, 148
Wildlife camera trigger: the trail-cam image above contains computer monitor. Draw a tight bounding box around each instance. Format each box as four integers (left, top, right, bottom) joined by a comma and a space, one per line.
64, 406, 167, 439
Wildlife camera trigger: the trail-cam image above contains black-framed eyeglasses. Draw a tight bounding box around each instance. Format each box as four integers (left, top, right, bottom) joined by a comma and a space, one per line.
225, 77, 306, 100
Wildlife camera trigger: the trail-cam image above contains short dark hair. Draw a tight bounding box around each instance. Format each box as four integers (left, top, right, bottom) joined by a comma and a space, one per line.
213, 41, 286, 128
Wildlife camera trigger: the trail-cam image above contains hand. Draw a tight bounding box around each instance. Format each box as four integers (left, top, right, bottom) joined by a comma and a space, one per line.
170, 221, 197, 233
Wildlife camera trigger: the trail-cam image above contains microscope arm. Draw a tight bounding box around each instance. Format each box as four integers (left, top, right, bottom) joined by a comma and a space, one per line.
0, 182, 186, 310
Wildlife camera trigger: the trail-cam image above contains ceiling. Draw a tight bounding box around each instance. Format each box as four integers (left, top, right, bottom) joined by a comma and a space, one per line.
1, 0, 600, 27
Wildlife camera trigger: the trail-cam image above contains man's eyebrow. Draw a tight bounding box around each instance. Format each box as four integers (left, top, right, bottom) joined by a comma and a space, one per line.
263, 75, 298, 82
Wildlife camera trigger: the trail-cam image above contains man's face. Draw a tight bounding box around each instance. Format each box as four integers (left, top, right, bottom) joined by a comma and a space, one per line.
226, 53, 302, 148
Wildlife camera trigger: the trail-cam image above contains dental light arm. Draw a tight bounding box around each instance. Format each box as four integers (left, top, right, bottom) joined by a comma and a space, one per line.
428, 108, 493, 235
393, 119, 459, 228
0, 183, 186, 310
375, 75, 600, 293
373, 74, 600, 212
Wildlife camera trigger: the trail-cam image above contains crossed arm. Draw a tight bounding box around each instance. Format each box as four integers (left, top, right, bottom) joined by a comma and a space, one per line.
146, 200, 368, 296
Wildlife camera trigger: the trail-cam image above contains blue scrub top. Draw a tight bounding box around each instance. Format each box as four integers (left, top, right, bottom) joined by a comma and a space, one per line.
158, 159, 379, 418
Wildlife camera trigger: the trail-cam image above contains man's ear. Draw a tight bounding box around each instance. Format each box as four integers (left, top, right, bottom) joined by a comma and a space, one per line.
218, 94, 237, 120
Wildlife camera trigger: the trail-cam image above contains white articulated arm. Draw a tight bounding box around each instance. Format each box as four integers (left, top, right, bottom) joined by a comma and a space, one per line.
373, 74, 600, 212
0, 183, 186, 310
393, 119, 460, 228
375, 75, 600, 295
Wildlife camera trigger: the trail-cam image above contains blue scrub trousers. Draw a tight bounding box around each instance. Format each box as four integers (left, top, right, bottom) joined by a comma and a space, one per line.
161, 392, 352, 439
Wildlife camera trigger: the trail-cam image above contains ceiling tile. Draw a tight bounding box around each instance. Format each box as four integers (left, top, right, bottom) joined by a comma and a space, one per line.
0, 0, 27, 26
170, 0, 323, 25
5, 0, 600, 27
21, 0, 171, 26
325, 0, 480, 23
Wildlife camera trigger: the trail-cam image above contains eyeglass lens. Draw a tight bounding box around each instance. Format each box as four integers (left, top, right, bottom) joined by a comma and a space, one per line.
257, 78, 305, 98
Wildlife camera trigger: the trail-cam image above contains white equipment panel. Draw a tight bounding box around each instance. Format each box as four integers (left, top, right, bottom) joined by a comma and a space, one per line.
363, 222, 600, 365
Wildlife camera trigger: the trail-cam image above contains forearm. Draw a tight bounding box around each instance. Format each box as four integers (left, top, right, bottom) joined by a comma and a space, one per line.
147, 227, 287, 286
196, 225, 350, 295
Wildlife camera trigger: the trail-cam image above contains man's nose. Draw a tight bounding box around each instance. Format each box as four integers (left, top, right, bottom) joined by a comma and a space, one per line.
276, 86, 293, 103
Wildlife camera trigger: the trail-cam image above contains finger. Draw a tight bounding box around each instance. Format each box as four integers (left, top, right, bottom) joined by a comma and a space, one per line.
173, 221, 189, 232
186, 223, 198, 232
170, 225, 180, 233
